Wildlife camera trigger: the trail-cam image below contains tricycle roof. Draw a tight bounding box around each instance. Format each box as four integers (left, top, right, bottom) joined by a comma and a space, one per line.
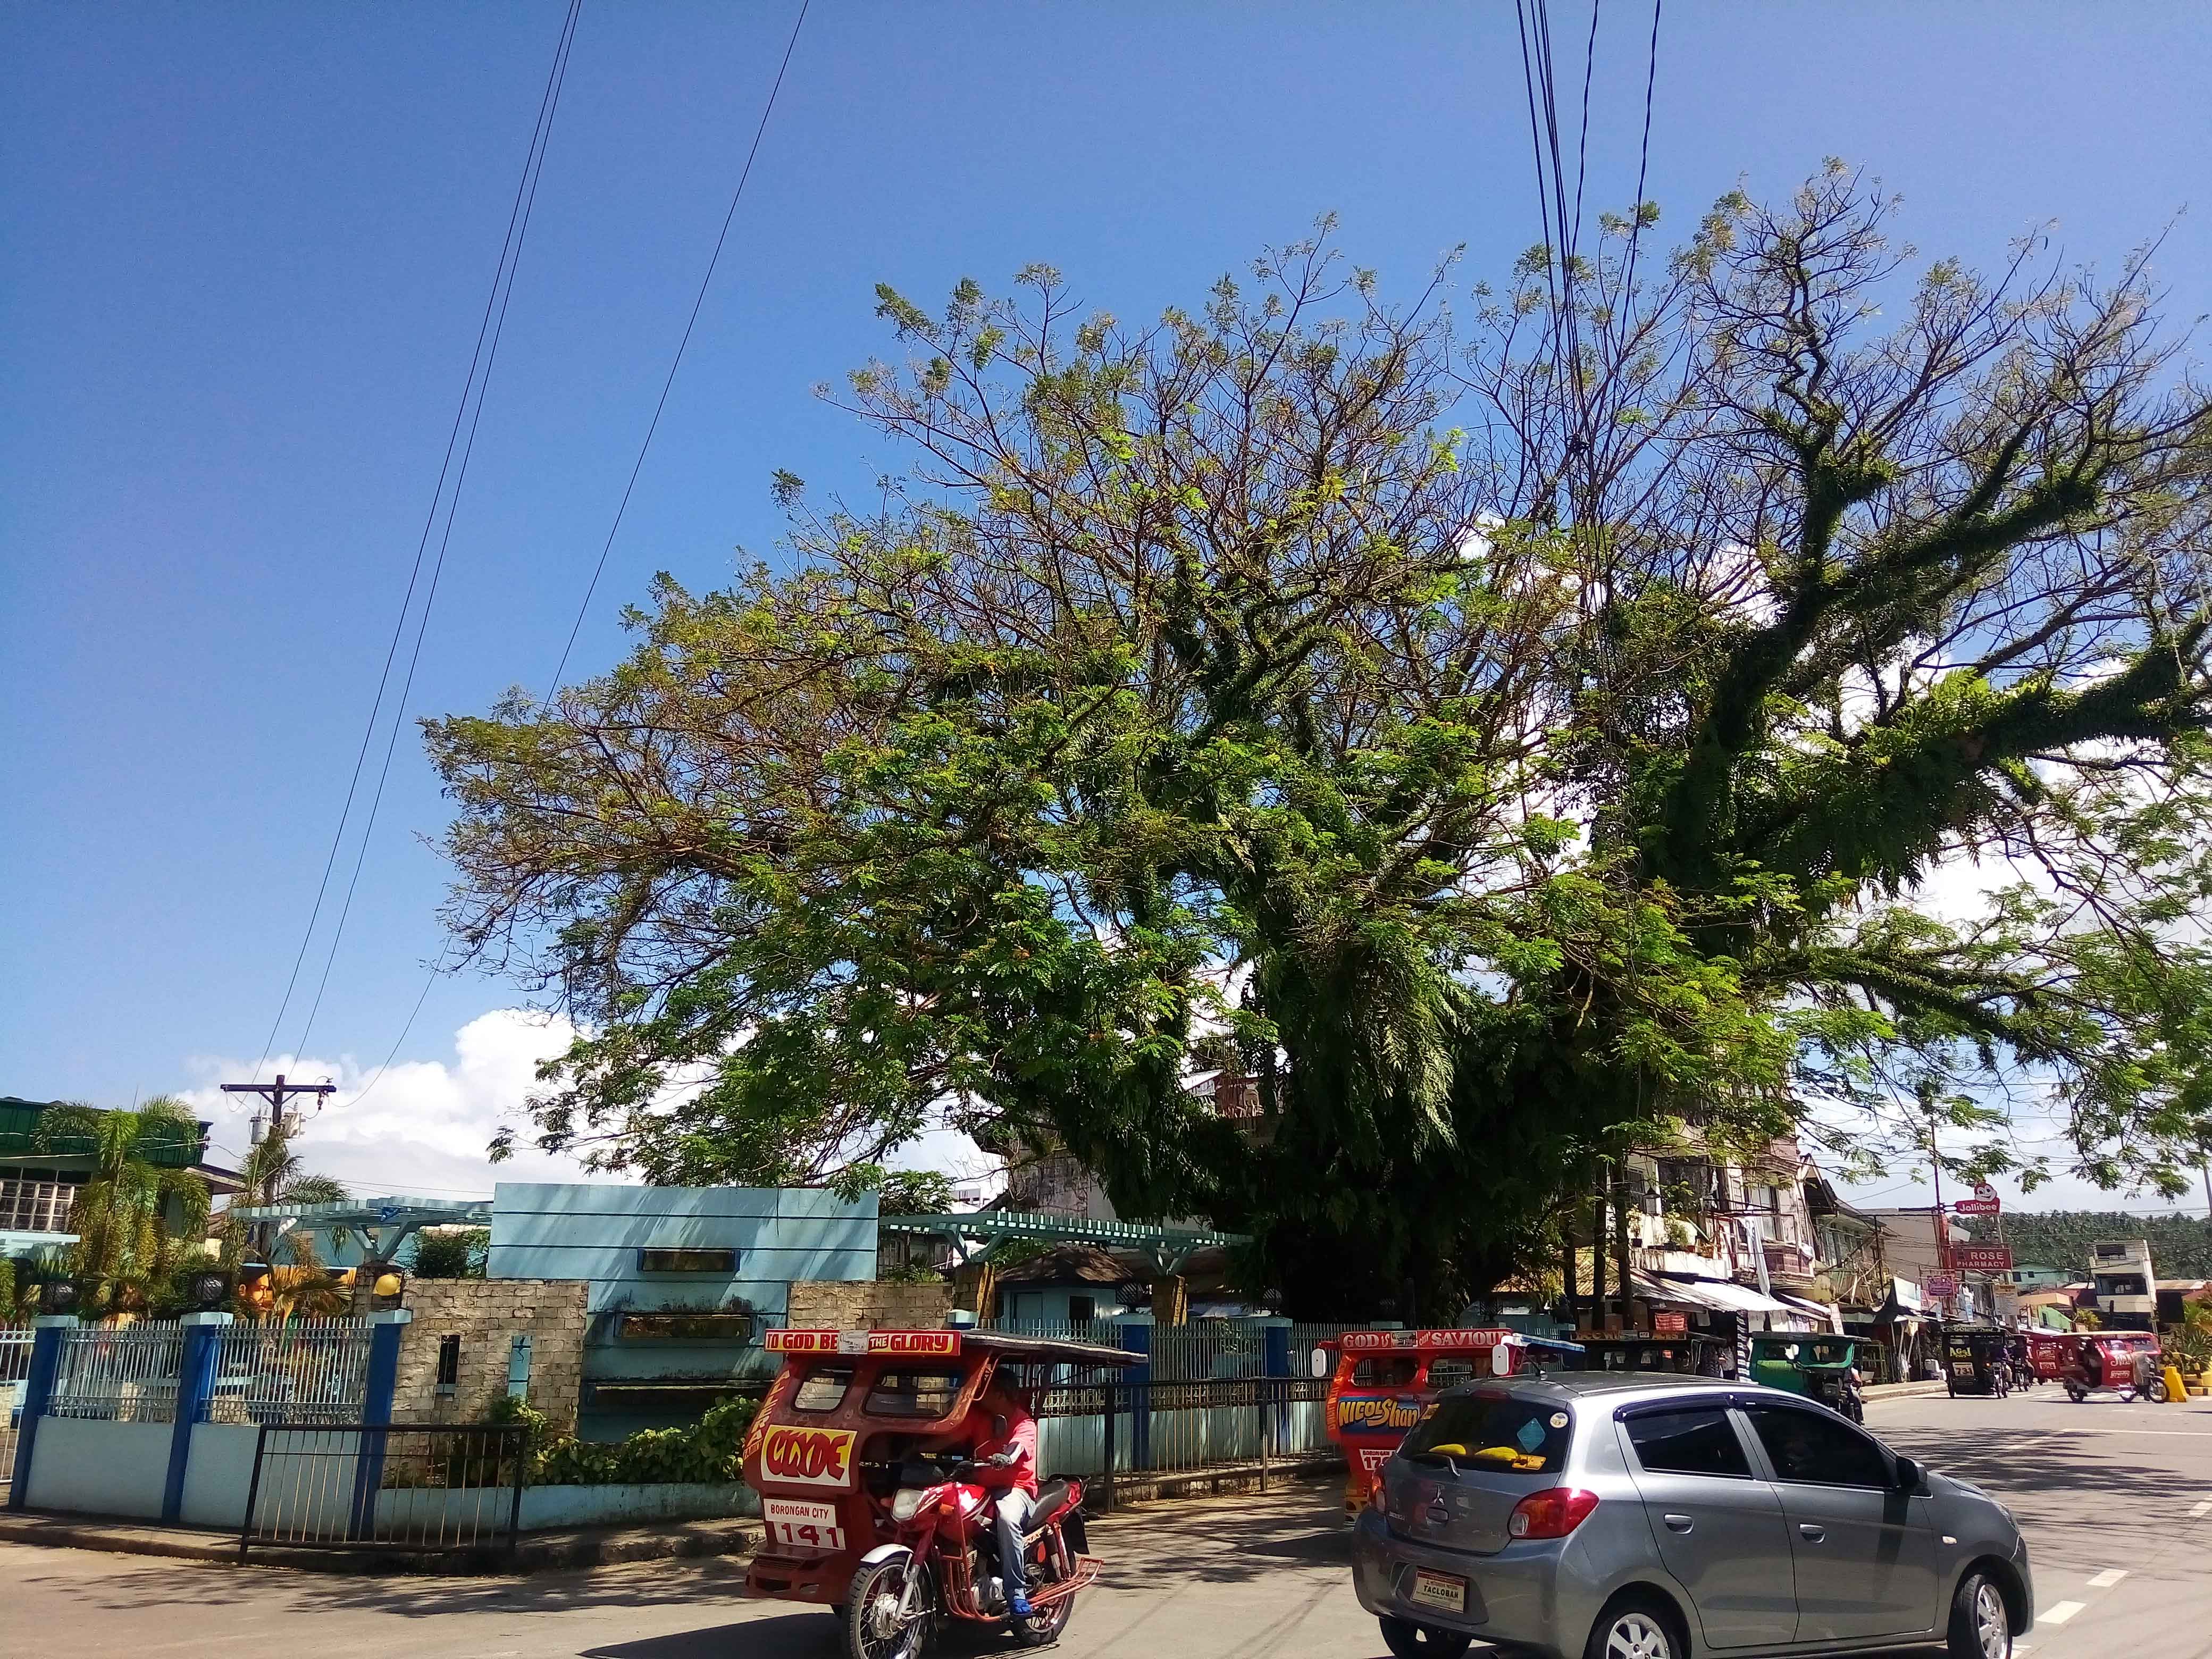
765, 1327, 1144, 1367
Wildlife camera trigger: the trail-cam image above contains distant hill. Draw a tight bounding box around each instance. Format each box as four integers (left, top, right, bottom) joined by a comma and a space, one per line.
1995, 1211, 2212, 1280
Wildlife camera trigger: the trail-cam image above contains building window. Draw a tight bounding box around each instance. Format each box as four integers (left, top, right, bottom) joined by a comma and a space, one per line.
1067, 1295, 1096, 1323
435, 1334, 462, 1390
637, 1247, 739, 1273
0, 1177, 80, 1233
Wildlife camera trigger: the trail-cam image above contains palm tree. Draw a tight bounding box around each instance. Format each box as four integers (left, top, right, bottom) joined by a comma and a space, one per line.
224, 1123, 351, 1317
34, 1096, 212, 1314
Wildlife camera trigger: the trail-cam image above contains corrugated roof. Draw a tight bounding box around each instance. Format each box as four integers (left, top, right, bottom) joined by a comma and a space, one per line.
0, 1096, 208, 1170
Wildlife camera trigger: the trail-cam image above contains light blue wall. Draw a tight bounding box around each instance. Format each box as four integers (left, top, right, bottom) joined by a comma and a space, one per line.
489, 1183, 878, 1439
25, 1416, 173, 1519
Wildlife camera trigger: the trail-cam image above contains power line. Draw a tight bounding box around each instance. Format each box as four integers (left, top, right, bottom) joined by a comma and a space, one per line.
346, 0, 812, 1109
1621, 0, 1662, 299
544, 0, 812, 698
250, 0, 583, 1083
289, 4, 577, 1065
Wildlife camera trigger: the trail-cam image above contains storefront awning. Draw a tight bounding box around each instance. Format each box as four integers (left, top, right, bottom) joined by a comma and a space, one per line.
1635, 1273, 1812, 1322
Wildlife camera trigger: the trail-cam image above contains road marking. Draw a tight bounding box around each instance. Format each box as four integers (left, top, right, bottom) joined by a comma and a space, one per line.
2040, 1602, 2086, 1627
2086, 1569, 2128, 1589
2191, 1501, 2212, 1518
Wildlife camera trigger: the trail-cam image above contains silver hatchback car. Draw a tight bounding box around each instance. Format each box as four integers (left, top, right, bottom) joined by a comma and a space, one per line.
1351, 1373, 2030, 1659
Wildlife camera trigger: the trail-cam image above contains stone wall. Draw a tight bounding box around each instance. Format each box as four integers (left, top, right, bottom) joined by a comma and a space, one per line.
786, 1278, 953, 1331
390, 1278, 589, 1434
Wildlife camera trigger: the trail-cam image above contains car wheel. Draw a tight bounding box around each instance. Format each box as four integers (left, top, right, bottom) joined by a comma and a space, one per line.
1379, 1615, 1473, 1659
1583, 1594, 1683, 1659
1948, 1571, 2010, 1659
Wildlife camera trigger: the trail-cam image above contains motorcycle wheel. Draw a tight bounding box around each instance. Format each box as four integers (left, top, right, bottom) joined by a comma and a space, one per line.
2150, 1377, 2170, 1404
847, 1557, 934, 1659
1010, 1589, 1076, 1647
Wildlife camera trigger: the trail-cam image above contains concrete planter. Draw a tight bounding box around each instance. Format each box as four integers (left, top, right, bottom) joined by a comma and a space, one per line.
373, 1479, 759, 1534
516, 1480, 759, 1531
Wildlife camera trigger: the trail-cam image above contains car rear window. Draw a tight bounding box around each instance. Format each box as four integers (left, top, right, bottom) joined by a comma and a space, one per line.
1398, 1390, 1570, 1473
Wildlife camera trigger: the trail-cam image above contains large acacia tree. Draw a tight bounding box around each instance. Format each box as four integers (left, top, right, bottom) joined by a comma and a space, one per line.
431, 170, 2212, 1313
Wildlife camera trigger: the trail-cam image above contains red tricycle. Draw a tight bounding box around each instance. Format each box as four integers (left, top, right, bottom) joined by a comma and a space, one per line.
2025, 1329, 2164, 1401
742, 1326, 1142, 1658
1318, 1328, 1582, 1516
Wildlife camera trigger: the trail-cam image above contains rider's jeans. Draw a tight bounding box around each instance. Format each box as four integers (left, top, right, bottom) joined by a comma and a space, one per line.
993, 1490, 1035, 1596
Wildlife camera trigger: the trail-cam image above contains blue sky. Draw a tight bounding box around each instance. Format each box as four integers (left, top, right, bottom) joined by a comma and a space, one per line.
6, 3, 2212, 1206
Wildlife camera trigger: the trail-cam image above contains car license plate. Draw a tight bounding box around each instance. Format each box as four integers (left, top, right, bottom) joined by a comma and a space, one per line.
1410, 1569, 1468, 1614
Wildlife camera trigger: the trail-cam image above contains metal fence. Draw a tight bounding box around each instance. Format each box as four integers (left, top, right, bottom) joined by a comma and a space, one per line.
46, 1320, 186, 1422
1, 1325, 32, 1494
205, 1319, 373, 1425
981, 1319, 1347, 1506
240, 1423, 525, 1557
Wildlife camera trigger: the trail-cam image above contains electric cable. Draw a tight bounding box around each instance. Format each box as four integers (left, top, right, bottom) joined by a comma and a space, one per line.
347, 0, 812, 1111
285, 0, 580, 1069
544, 0, 812, 700
249, 0, 583, 1083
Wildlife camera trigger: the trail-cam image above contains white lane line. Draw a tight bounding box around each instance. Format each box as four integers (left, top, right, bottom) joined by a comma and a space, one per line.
2086, 1569, 2128, 1589
2040, 1602, 2086, 1627
2192, 1500, 2212, 1518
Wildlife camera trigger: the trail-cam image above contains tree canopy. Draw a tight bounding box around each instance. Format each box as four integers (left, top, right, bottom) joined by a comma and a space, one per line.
431, 167, 2212, 1314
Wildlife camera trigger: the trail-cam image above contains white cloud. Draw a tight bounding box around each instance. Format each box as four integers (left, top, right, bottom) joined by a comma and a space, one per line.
180, 1008, 621, 1201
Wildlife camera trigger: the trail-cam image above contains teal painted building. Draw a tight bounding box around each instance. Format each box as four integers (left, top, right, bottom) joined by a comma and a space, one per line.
488, 1183, 878, 1439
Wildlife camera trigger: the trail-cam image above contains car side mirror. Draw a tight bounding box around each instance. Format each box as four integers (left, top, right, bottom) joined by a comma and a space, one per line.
994, 1414, 1009, 1439
1893, 1455, 1924, 1492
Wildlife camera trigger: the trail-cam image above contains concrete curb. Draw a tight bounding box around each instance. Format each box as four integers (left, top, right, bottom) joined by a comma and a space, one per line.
0, 1508, 755, 1575
1861, 1380, 1951, 1401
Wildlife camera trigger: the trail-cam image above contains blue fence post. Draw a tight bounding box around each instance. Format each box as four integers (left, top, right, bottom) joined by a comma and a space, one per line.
163, 1312, 231, 1523
9, 1315, 76, 1510
1259, 1315, 1293, 1451
1115, 1314, 1152, 1472
347, 1309, 410, 1540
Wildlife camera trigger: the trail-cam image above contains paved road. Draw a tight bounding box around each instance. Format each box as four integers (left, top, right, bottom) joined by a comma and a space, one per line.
9, 1390, 2211, 1659
1860, 1385, 2212, 1659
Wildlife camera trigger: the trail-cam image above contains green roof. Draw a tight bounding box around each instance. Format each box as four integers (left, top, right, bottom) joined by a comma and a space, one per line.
0, 1096, 210, 1170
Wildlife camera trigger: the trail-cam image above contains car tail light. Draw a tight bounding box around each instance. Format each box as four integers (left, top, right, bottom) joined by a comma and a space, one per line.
1368, 1471, 1390, 1515
1508, 1487, 1599, 1539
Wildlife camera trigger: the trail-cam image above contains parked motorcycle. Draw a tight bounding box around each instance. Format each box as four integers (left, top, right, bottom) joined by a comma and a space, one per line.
845, 1455, 1096, 1659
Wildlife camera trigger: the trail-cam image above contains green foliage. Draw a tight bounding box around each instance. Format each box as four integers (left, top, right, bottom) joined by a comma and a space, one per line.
0, 1257, 14, 1318
432, 174, 2212, 1314
412, 1227, 490, 1279
875, 1169, 957, 1214
34, 1097, 212, 1315
488, 1392, 759, 1486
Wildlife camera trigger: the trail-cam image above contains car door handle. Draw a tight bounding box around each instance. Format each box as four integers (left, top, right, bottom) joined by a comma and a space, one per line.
1663, 1514, 1694, 1533
1798, 1524, 1826, 1542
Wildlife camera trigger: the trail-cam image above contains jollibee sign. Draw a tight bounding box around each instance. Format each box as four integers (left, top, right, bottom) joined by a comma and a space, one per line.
759, 1425, 858, 1489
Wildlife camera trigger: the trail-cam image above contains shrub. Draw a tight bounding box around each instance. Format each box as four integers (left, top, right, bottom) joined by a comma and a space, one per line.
412, 1228, 490, 1279
486, 1390, 759, 1487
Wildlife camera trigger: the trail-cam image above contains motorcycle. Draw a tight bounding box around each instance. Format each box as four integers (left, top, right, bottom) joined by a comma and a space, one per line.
846, 1454, 1095, 1659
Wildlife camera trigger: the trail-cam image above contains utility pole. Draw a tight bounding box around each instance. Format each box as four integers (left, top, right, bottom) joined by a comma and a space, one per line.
220, 1073, 335, 1253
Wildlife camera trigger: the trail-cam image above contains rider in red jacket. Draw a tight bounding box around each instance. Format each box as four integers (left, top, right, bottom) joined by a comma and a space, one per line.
963, 1381, 1040, 1618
